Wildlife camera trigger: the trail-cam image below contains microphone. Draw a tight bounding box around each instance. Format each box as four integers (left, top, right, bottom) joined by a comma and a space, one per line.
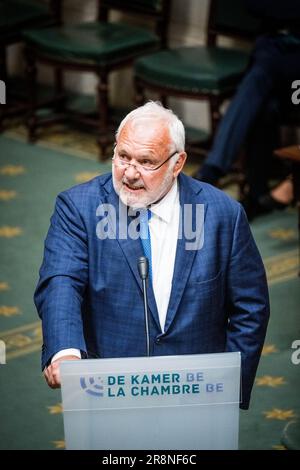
137, 256, 150, 357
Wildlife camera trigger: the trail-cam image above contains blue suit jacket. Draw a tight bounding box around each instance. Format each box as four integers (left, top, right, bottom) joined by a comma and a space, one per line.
34, 172, 269, 408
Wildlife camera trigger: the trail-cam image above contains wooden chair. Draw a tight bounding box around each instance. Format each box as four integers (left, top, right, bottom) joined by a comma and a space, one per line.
134, 0, 262, 152
23, 0, 172, 159
0, 0, 60, 129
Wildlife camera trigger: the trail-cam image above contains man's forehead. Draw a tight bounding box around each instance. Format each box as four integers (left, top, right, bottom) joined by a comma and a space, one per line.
119, 118, 170, 143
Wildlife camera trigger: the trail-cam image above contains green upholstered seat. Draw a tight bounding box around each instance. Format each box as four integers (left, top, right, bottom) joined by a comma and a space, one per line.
22, 0, 171, 158
135, 46, 250, 95
0, 0, 50, 36
133, 0, 260, 150
23, 22, 160, 65
0, 1, 57, 128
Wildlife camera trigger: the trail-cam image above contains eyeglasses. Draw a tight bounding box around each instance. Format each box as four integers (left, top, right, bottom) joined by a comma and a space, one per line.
112, 150, 178, 173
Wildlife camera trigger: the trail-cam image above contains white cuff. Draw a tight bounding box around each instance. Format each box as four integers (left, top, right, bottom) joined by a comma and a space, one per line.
51, 348, 81, 363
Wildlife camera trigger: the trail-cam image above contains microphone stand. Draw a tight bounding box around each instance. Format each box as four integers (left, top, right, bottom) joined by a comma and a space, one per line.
137, 256, 150, 357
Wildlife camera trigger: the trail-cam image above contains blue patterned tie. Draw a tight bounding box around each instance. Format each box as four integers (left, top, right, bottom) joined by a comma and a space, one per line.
139, 209, 152, 281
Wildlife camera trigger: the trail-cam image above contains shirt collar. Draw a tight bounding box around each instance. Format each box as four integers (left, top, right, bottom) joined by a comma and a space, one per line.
149, 179, 178, 223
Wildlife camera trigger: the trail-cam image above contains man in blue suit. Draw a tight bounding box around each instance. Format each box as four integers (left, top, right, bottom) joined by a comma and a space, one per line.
34, 101, 269, 409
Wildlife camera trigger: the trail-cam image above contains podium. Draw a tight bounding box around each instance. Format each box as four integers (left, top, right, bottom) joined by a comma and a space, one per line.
60, 351, 241, 450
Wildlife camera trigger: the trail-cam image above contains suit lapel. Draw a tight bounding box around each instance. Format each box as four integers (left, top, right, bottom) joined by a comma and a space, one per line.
164, 173, 205, 333
103, 179, 161, 330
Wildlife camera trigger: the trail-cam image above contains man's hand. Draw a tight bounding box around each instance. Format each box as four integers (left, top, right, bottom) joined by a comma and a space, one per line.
43, 355, 80, 389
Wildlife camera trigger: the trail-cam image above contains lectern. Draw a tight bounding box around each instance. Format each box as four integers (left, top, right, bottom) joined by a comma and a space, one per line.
60, 351, 241, 449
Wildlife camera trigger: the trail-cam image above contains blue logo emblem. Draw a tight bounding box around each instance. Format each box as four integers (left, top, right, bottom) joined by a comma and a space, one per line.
80, 376, 104, 396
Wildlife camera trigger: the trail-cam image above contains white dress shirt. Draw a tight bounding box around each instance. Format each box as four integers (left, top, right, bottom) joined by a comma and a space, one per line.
51, 180, 180, 363
148, 179, 179, 332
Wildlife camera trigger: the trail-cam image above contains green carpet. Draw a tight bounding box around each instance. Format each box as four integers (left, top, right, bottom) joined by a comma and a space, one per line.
0, 134, 299, 450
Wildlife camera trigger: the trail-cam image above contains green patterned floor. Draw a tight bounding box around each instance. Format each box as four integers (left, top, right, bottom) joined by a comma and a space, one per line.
0, 133, 299, 450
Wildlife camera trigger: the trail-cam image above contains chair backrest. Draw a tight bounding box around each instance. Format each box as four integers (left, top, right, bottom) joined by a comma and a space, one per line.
207, 0, 262, 46
98, 0, 171, 47
49, 0, 62, 25
0, 0, 61, 44
0, 0, 62, 21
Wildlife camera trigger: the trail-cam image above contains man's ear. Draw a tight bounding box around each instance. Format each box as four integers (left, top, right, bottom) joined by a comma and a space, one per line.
173, 152, 187, 177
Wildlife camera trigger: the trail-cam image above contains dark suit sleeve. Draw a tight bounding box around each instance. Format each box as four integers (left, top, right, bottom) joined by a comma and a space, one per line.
34, 192, 89, 369
225, 204, 270, 409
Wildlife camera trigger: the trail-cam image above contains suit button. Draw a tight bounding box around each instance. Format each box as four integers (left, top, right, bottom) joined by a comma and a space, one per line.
155, 337, 161, 344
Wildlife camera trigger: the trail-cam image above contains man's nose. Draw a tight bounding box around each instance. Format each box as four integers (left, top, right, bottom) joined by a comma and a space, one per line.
124, 164, 141, 179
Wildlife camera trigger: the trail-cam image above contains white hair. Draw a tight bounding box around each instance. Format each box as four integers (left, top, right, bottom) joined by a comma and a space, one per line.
115, 101, 185, 153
